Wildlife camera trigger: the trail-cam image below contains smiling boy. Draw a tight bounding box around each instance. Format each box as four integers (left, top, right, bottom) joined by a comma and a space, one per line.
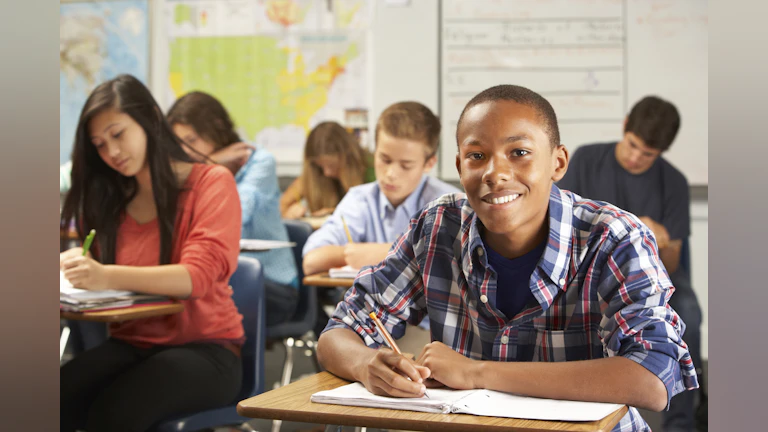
316, 85, 698, 431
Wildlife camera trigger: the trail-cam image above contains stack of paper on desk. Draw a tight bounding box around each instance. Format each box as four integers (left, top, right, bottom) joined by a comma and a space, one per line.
328, 265, 359, 279
311, 382, 623, 422
239, 239, 296, 251
60, 271, 169, 312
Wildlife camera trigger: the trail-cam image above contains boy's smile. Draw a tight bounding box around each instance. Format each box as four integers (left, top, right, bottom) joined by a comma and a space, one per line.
456, 99, 568, 258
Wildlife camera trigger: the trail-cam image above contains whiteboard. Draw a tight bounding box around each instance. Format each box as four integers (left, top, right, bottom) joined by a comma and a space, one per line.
439, 0, 708, 185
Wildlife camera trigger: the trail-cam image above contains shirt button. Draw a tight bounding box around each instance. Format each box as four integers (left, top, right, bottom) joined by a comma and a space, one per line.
476, 247, 484, 256
501, 335, 509, 344
480, 295, 488, 303
559, 278, 566, 286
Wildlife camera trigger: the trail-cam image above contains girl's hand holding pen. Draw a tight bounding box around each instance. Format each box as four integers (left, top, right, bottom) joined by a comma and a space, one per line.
60, 255, 110, 291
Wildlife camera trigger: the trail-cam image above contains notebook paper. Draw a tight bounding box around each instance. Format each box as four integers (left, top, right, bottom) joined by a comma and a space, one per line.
239, 239, 296, 251
328, 265, 359, 279
60, 271, 133, 299
311, 382, 623, 422
311, 382, 475, 414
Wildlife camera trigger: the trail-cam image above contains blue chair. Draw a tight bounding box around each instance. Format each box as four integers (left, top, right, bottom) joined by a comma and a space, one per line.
151, 256, 266, 432
268, 220, 319, 387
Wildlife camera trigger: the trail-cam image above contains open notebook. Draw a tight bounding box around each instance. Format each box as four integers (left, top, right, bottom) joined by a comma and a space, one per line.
311, 382, 623, 422
60, 271, 133, 300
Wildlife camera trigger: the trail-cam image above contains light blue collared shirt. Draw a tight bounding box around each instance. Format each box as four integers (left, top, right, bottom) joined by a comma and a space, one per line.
303, 175, 460, 255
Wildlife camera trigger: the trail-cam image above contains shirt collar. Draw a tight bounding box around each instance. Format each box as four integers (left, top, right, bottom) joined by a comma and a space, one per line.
461, 184, 574, 302
377, 174, 429, 219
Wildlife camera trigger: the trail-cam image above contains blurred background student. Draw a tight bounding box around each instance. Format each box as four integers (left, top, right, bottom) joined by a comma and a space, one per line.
168, 91, 299, 326
280, 121, 375, 219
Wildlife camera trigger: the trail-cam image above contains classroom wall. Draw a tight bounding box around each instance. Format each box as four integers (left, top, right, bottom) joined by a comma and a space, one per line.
370, 0, 439, 135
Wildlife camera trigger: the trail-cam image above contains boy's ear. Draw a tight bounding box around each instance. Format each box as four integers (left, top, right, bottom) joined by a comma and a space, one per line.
455, 153, 462, 179
551, 144, 569, 182
423, 153, 438, 173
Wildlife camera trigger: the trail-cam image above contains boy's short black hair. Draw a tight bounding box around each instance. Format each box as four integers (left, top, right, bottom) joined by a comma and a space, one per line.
456, 84, 560, 149
625, 96, 681, 152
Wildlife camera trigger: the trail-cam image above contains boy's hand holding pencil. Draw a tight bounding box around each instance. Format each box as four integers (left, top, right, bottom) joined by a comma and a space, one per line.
352, 309, 431, 399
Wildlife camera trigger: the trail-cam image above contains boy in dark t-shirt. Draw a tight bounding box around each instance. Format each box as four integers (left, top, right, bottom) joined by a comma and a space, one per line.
558, 96, 704, 432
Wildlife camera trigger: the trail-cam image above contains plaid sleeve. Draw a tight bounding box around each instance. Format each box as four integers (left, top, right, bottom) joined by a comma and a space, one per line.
322, 215, 429, 347
596, 219, 700, 408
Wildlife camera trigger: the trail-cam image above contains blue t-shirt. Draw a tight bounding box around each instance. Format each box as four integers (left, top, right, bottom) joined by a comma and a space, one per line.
485, 239, 547, 320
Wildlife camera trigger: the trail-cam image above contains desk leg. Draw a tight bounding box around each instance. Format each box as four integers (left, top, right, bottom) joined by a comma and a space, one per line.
60, 325, 70, 362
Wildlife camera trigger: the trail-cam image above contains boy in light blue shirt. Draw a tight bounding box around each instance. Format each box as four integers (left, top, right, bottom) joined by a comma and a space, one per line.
303, 101, 459, 275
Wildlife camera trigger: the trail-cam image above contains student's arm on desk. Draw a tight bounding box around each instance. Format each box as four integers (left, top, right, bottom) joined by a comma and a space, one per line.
61, 167, 241, 300
343, 243, 392, 269
318, 328, 430, 398
61, 257, 194, 298
416, 342, 668, 412
303, 245, 347, 275
303, 243, 392, 274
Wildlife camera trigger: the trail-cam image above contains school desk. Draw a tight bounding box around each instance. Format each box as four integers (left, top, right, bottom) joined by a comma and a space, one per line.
300, 215, 329, 230
303, 273, 354, 288
60, 303, 184, 323
60, 303, 185, 361
236, 371, 629, 432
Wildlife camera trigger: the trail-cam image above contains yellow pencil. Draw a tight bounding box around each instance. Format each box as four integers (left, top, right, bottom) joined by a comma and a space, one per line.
341, 215, 353, 243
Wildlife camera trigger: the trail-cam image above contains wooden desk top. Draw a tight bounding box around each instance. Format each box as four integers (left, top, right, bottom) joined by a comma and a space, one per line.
303, 273, 354, 288
60, 303, 184, 323
237, 372, 628, 432
299, 216, 329, 230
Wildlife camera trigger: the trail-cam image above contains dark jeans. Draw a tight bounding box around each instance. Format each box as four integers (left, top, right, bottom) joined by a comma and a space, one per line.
663, 269, 703, 432
265, 280, 299, 326
60, 339, 242, 432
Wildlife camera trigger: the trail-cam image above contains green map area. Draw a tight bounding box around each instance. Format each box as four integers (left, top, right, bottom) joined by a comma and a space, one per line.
169, 35, 359, 139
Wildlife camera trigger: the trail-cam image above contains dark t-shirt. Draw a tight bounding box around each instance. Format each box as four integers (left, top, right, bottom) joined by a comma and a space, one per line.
485, 239, 545, 321
557, 142, 690, 241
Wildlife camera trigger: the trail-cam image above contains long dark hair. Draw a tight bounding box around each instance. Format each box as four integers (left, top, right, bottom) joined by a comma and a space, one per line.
60, 74, 195, 265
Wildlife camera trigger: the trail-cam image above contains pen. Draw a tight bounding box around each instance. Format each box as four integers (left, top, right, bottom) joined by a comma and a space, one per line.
82, 229, 96, 256
341, 216, 353, 243
368, 311, 430, 398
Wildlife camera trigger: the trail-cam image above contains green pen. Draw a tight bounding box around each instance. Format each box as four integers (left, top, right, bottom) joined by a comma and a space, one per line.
82, 229, 96, 256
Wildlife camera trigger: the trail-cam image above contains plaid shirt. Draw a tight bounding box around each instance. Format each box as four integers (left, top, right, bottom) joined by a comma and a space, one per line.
324, 185, 699, 432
